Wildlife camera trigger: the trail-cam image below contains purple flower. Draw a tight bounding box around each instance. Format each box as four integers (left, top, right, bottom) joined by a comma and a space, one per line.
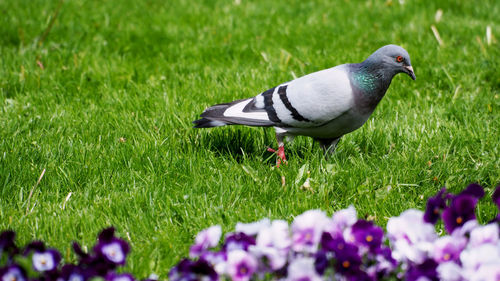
226, 250, 257, 281
370, 247, 398, 278
201, 250, 227, 267
424, 188, 448, 224
442, 194, 478, 234
291, 210, 330, 253
349, 220, 384, 253
432, 236, 466, 263
314, 250, 330, 275
405, 259, 439, 281
0, 265, 27, 281
492, 183, 500, 217
460, 183, 485, 198
440, 184, 484, 234
287, 257, 322, 281
32, 248, 61, 272
0, 231, 18, 256
320, 232, 358, 256
222, 232, 256, 252
190, 225, 222, 258
105, 273, 135, 281
333, 243, 363, 278
168, 258, 218, 281
93, 227, 130, 266
59, 265, 88, 281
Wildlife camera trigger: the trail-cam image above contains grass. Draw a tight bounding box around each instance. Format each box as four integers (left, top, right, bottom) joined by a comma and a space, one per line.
1, 0, 499, 277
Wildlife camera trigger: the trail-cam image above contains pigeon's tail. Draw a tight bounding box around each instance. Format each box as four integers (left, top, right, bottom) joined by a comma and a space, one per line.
193, 97, 276, 128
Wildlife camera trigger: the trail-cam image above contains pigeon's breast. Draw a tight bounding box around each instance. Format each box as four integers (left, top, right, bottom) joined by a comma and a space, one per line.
280, 108, 370, 138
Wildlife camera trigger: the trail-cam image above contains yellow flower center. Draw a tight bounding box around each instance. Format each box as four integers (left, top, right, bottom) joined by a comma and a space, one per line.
239, 266, 247, 274
366, 235, 373, 242
443, 253, 451, 261
342, 261, 350, 268
305, 232, 312, 240
456, 217, 463, 224
41, 258, 47, 265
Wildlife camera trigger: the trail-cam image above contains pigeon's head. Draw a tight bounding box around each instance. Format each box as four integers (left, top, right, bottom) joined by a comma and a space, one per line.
368, 45, 416, 80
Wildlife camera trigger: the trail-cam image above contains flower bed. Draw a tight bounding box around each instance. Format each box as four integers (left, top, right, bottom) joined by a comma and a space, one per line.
1, 183, 499, 281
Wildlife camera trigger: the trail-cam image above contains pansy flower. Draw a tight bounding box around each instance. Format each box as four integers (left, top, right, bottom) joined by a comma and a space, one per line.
0, 231, 18, 257
190, 225, 222, 258
24, 240, 61, 273
59, 265, 88, 281
169, 258, 218, 281
0, 265, 27, 281
349, 220, 384, 253
291, 210, 330, 253
432, 236, 466, 263
287, 257, 322, 281
105, 273, 135, 281
442, 194, 479, 234
325, 206, 357, 239
32, 248, 61, 272
235, 219, 270, 237
405, 258, 439, 281
424, 188, 448, 224
386, 209, 436, 263
94, 227, 130, 266
222, 232, 256, 252
226, 250, 257, 281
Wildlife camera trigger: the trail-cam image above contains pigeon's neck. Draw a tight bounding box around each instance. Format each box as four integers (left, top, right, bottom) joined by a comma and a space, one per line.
349, 60, 394, 107
352, 60, 393, 95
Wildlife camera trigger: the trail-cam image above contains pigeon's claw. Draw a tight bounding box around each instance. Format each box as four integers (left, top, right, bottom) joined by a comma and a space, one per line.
267, 146, 287, 167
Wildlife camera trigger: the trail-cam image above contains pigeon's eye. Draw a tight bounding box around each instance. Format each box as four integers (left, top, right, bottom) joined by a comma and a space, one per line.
396, 56, 404, 63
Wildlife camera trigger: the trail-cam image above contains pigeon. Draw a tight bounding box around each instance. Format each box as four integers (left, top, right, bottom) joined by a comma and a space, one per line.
193, 45, 415, 166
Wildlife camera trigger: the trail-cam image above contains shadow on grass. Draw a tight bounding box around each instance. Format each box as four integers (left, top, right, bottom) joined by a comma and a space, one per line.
191, 127, 348, 165
196, 128, 262, 163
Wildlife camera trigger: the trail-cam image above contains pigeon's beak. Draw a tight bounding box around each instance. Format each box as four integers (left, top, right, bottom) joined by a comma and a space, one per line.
404, 65, 416, 80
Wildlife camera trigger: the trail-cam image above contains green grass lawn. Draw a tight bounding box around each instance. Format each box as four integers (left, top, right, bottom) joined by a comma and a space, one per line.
1, 0, 499, 277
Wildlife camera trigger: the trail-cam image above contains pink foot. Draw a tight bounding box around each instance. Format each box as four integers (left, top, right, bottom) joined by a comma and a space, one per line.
267, 146, 287, 167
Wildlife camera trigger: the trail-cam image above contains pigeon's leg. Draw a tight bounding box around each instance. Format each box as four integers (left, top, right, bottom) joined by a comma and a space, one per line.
316, 137, 342, 157
267, 133, 287, 167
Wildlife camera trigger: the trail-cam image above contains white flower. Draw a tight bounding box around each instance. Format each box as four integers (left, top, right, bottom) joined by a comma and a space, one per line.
286, 257, 322, 281
226, 250, 258, 281
460, 243, 500, 271
324, 205, 357, 238
102, 242, 126, 264
291, 210, 330, 253
437, 262, 463, 281
469, 223, 499, 247
386, 209, 437, 263
236, 218, 271, 236
249, 245, 287, 270
432, 236, 467, 263
32, 252, 56, 272
472, 263, 500, 281
256, 220, 291, 250
189, 225, 222, 258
